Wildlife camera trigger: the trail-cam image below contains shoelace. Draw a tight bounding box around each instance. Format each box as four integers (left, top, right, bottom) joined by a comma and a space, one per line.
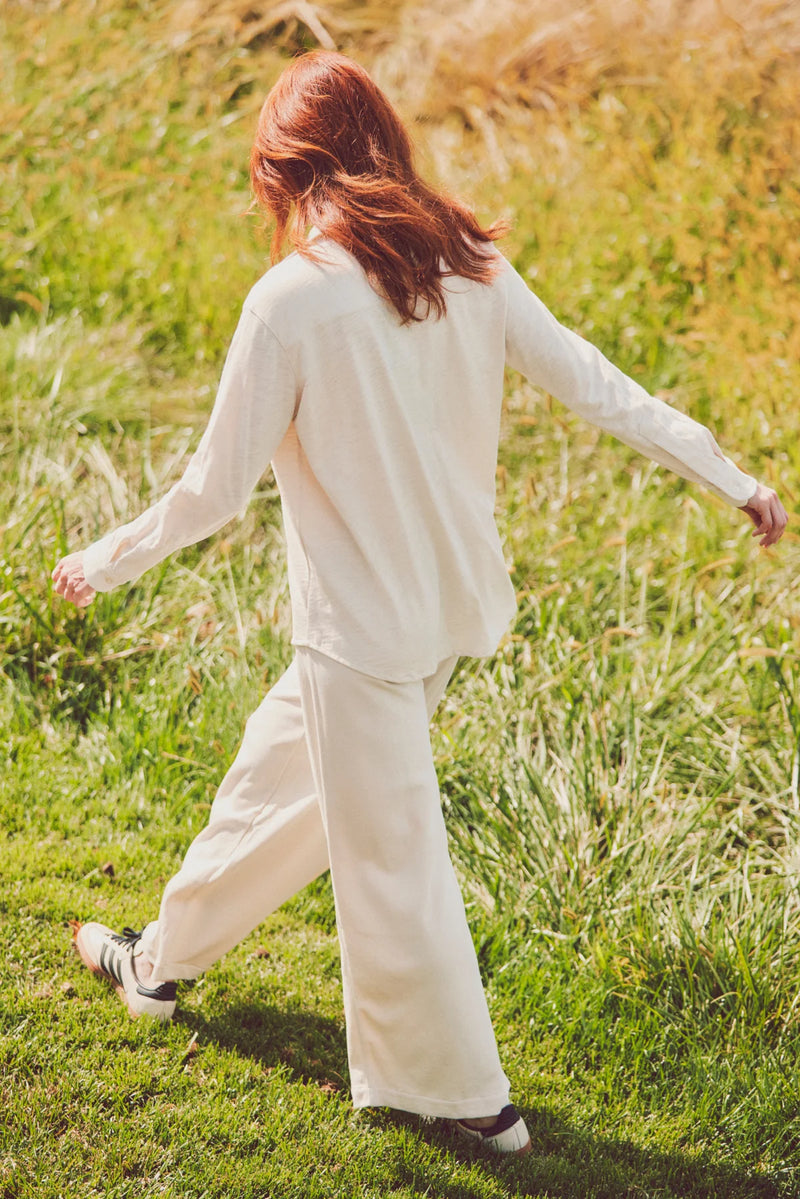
109, 927, 143, 949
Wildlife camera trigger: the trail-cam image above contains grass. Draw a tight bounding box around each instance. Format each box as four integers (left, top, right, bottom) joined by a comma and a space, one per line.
2, 0, 800, 1194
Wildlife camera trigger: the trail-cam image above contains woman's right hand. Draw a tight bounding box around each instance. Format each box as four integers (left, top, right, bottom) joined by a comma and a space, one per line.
740, 482, 788, 548
52, 551, 96, 608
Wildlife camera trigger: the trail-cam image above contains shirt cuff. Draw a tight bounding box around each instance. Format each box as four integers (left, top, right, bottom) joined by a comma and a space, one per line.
704, 461, 758, 508
82, 535, 118, 593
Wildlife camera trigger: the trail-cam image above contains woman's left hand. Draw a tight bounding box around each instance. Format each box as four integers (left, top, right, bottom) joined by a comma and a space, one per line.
52, 551, 96, 608
740, 482, 789, 548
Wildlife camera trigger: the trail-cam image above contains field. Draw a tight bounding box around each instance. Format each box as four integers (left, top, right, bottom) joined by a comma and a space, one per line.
2, 1, 800, 1195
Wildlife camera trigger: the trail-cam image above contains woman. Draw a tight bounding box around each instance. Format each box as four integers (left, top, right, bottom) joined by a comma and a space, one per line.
52, 50, 787, 1155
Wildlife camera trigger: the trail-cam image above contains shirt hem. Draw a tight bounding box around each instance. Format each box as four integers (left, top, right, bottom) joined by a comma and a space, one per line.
290, 634, 508, 684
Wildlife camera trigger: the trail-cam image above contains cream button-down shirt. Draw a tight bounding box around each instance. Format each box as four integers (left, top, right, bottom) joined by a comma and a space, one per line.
82, 241, 756, 682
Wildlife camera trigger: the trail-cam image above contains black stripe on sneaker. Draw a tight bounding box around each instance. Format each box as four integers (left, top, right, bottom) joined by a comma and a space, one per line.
459, 1104, 521, 1139
102, 943, 125, 988
135, 981, 177, 1001
112, 954, 124, 986
486, 1105, 521, 1137
129, 954, 176, 1002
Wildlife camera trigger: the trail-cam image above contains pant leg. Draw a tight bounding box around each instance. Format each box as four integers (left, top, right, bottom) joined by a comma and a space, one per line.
296, 646, 511, 1120
140, 660, 329, 980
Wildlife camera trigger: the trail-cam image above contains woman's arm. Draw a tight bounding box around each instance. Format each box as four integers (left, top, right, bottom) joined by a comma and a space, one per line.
52, 306, 298, 607
502, 256, 787, 543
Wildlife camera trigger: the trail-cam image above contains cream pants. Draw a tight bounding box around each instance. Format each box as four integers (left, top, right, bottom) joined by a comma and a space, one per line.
139, 646, 511, 1119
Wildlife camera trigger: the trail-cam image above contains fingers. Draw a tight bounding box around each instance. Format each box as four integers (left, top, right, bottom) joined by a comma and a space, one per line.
51, 554, 76, 591
51, 554, 96, 608
67, 582, 95, 607
742, 486, 788, 548
762, 492, 787, 547
740, 502, 762, 528
56, 578, 95, 607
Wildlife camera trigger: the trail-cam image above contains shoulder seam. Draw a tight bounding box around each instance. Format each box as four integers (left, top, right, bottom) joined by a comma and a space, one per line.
242, 304, 302, 419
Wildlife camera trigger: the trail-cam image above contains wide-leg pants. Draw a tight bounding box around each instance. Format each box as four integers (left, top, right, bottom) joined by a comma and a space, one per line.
139, 646, 511, 1119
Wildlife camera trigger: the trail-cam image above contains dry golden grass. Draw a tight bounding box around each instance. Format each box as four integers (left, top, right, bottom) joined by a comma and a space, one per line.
110, 0, 800, 190
165, 0, 800, 117
8, 1, 798, 162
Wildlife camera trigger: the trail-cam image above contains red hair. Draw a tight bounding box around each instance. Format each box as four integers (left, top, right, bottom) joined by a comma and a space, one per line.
250, 51, 507, 323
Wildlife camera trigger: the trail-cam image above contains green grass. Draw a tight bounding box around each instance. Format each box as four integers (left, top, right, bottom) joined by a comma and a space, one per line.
2, 1, 800, 1195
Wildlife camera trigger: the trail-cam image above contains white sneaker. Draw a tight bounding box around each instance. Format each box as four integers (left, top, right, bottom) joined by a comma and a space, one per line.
73, 922, 177, 1021
456, 1104, 532, 1155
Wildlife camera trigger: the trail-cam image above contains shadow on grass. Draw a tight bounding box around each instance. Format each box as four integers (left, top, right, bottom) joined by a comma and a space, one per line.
175, 999, 785, 1199
398, 1106, 785, 1199
176, 999, 350, 1092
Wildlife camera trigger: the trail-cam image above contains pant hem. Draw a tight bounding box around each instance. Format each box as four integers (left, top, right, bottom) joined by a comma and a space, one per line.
146, 957, 205, 983
351, 1087, 512, 1121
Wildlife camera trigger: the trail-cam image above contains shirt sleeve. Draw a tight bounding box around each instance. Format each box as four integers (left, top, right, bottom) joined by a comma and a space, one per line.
82, 306, 298, 593
501, 256, 756, 507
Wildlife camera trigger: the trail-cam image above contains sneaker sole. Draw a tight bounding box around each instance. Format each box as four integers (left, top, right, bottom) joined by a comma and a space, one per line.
457, 1136, 532, 1157
456, 1120, 532, 1156
474, 1135, 532, 1157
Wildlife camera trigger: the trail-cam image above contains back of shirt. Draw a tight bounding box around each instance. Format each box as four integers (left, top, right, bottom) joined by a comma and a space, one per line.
252, 239, 517, 681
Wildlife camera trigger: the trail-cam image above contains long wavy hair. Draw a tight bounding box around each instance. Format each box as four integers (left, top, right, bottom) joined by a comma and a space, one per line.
250, 51, 506, 323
